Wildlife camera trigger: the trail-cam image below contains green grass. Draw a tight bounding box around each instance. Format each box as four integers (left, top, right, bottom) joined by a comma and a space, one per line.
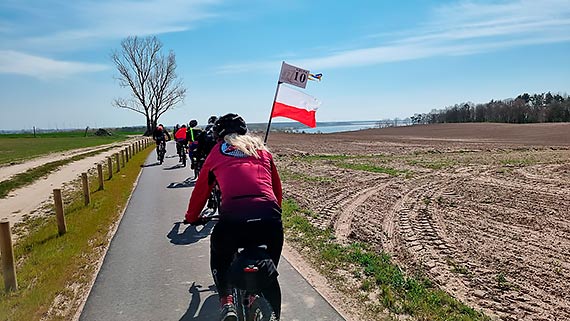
279, 168, 336, 183
296, 154, 409, 177
0, 147, 115, 199
0, 145, 152, 321
0, 130, 134, 165
406, 159, 457, 170
336, 162, 410, 177
282, 199, 490, 320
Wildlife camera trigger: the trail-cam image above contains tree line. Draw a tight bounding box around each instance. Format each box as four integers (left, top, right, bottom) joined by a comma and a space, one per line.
410, 92, 570, 124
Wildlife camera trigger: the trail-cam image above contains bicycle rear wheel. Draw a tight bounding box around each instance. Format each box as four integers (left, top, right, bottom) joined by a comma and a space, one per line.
159, 144, 166, 164
246, 297, 276, 321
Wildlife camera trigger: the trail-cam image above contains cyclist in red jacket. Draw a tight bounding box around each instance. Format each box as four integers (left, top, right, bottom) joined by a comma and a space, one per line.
184, 113, 283, 321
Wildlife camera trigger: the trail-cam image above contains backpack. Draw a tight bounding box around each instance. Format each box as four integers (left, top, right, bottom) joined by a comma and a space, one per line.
197, 126, 217, 157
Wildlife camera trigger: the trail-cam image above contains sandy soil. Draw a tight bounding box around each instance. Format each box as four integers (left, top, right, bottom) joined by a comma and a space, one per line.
0, 138, 148, 227
267, 122, 570, 321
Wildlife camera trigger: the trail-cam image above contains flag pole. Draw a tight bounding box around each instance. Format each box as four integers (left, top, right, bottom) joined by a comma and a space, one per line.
264, 81, 282, 144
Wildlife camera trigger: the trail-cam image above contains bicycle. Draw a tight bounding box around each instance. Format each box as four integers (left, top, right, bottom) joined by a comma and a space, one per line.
207, 183, 221, 214
191, 214, 279, 321
176, 140, 188, 167
156, 140, 167, 164
193, 155, 205, 179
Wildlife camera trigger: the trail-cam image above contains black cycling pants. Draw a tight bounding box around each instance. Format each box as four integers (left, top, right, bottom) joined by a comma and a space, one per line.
210, 218, 283, 318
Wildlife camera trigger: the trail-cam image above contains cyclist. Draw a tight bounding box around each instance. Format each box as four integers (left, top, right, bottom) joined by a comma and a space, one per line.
194, 115, 218, 166
186, 119, 203, 169
152, 124, 171, 161
184, 113, 283, 321
174, 124, 188, 164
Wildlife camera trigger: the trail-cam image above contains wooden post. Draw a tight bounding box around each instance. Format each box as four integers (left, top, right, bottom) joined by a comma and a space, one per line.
125, 148, 129, 162
107, 157, 113, 179
53, 189, 66, 235
115, 153, 120, 172
81, 173, 90, 206
0, 220, 18, 292
121, 150, 125, 167
97, 164, 104, 190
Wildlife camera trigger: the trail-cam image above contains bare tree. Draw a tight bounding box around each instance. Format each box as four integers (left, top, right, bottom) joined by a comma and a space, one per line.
112, 36, 186, 135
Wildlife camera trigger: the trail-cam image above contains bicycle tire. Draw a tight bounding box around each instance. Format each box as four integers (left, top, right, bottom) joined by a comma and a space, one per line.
193, 160, 201, 179
246, 297, 277, 321
159, 143, 166, 164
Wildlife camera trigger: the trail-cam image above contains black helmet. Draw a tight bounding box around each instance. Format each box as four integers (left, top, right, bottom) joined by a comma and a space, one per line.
214, 113, 247, 138
208, 115, 218, 124
189, 119, 198, 127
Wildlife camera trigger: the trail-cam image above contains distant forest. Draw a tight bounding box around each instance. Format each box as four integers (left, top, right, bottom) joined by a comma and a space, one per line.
411, 92, 570, 124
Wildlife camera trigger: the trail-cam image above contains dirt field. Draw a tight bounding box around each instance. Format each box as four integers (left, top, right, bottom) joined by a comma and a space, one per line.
267, 123, 570, 321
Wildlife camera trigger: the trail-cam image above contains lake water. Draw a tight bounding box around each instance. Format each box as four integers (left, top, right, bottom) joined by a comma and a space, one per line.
293, 121, 380, 133
250, 120, 411, 134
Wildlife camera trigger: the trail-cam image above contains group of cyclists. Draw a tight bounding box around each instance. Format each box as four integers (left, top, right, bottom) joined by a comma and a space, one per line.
152, 114, 284, 321
152, 116, 219, 173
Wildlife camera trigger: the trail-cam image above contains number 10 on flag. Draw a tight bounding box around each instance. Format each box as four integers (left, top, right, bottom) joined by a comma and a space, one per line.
278, 62, 310, 89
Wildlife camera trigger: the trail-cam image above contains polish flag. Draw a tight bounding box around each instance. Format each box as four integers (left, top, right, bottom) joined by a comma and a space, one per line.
272, 84, 321, 128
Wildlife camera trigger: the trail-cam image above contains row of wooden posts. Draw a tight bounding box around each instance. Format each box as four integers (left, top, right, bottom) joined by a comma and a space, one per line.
0, 137, 154, 292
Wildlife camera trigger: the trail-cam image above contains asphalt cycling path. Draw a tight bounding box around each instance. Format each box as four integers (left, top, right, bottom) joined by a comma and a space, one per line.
80, 141, 345, 321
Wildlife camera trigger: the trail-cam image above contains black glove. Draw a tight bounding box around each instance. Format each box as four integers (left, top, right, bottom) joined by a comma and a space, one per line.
190, 218, 208, 226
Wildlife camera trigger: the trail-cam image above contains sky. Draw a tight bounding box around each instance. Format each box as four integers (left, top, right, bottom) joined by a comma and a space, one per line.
0, 0, 569, 131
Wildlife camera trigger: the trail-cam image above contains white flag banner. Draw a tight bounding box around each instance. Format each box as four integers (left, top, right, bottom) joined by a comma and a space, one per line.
278, 62, 310, 89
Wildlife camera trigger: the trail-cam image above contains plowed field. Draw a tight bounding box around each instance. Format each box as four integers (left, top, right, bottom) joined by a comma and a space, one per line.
268, 123, 570, 320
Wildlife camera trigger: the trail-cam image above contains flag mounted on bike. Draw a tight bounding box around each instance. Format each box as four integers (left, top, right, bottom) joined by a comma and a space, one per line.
271, 84, 321, 128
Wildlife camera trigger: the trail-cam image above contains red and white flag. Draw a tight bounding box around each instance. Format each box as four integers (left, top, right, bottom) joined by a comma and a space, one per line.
272, 84, 321, 128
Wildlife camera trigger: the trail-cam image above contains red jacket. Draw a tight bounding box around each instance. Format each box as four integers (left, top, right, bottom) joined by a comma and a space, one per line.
185, 142, 282, 223
175, 127, 187, 141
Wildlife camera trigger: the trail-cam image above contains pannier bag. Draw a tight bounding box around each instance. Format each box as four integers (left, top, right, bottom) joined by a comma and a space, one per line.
228, 247, 278, 293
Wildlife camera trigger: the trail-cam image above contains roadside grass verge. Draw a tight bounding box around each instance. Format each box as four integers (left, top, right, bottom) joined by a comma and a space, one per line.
0, 146, 152, 321
0, 131, 134, 166
0, 147, 115, 199
282, 199, 490, 321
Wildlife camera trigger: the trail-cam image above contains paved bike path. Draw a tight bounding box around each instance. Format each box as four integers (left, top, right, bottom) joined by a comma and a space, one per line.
80, 142, 345, 321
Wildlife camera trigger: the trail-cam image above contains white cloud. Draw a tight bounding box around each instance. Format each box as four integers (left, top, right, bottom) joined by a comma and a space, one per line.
0, 50, 109, 79
218, 0, 570, 73
2, 0, 225, 52
0, 0, 227, 78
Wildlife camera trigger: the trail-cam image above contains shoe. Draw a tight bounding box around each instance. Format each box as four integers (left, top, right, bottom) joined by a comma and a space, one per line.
220, 295, 237, 321
190, 163, 195, 169
220, 303, 237, 321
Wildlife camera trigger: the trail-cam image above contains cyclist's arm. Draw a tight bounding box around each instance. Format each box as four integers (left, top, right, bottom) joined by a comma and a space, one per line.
185, 158, 215, 223
270, 156, 282, 207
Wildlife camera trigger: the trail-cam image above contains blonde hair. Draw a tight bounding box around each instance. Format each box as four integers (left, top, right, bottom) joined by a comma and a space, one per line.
224, 133, 268, 158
